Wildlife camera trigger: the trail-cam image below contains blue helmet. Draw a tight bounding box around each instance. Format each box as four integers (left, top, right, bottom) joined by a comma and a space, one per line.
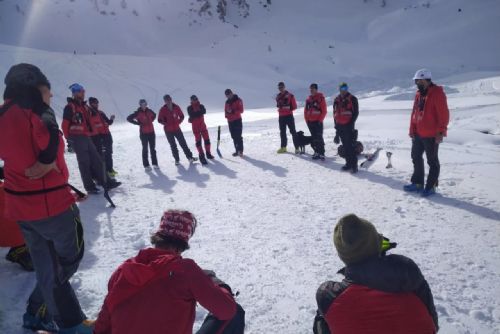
69, 83, 84, 93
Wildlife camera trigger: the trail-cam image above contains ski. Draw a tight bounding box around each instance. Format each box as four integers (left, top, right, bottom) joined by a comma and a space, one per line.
360, 148, 382, 169
216, 125, 223, 158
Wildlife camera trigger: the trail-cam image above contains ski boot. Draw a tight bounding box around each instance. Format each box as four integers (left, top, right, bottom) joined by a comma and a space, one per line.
199, 154, 208, 165
6, 245, 34, 271
341, 165, 350, 171
144, 166, 152, 172
175, 160, 180, 166
403, 183, 423, 192
232, 152, 239, 157
189, 157, 198, 163
152, 164, 160, 169
108, 169, 118, 177
238, 151, 244, 157
312, 153, 320, 160
421, 187, 436, 197
206, 152, 215, 159
86, 187, 101, 195
23, 305, 57, 332
106, 179, 121, 190
295, 148, 300, 154
351, 165, 359, 174
319, 154, 325, 161
277, 147, 287, 154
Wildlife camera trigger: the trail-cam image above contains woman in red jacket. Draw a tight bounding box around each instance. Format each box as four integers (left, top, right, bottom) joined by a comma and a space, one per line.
313, 214, 438, 334
127, 99, 158, 170
94, 210, 245, 334
404, 69, 450, 197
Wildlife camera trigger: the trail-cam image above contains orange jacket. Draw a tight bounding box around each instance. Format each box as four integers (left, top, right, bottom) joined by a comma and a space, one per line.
409, 85, 449, 138
304, 92, 327, 123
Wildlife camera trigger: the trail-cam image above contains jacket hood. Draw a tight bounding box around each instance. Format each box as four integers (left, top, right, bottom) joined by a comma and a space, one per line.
340, 254, 424, 293
105, 248, 180, 311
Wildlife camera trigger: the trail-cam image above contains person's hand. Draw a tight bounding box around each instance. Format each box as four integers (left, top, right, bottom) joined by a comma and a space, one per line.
110, 115, 115, 121
25, 161, 60, 179
436, 133, 444, 143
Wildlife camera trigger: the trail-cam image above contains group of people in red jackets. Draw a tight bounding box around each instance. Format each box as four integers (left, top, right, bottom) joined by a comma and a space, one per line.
0, 63, 448, 334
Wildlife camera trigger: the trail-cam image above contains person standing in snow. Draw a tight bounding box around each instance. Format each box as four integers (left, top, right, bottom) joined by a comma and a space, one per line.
313, 214, 438, 334
158, 95, 197, 165
62, 83, 121, 193
94, 209, 245, 334
127, 99, 159, 171
0, 64, 93, 333
333, 82, 359, 173
187, 95, 214, 165
224, 89, 244, 157
304, 83, 327, 160
88, 97, 117, 177
276, 82, 299, 154
404, 69, 449, 197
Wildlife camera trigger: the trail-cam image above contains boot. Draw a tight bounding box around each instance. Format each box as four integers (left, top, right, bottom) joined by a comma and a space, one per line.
6, 245, 34, 271
199, 154, 208, 165
206, 152, 215, 159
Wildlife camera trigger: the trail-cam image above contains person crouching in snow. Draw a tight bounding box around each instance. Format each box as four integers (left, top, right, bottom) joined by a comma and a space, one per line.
158, 95, 197, 165
94, 210, 245, 334
313, 214, 438, 334
187, 95, 214, 165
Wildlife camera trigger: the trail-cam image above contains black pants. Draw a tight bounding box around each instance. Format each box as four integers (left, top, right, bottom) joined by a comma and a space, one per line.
279, 115, 298, 148
165, 130, 193, 161
228, 119, 244, 154
92, 134, 114, 172
411, 135, 440, 190
307, 121, 325, 155
337, 125, 358, 167
140, 133, 158, 167
71, 135, 106, 191
197, 303, 245, 334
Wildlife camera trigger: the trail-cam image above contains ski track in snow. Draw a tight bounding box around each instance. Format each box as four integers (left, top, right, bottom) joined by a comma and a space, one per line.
1, 100, 500, 333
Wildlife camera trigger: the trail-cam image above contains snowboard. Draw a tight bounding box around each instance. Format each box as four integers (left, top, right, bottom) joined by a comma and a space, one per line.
360, 148, 382, 169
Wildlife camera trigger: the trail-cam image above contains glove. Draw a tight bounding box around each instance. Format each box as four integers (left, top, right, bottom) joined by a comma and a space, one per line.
334, 133, 340, 144
203, 269, 234, 295
110, 115, 116, 121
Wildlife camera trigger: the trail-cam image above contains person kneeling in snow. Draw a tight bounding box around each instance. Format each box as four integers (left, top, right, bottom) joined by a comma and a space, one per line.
94, 210, 245, 334
313, 214, 439, 334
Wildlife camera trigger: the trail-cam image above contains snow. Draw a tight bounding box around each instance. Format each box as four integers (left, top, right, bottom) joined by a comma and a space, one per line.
0, 0, 500, 332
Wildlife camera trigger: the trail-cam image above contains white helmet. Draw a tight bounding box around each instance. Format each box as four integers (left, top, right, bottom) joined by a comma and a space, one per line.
413, 68, 432, 80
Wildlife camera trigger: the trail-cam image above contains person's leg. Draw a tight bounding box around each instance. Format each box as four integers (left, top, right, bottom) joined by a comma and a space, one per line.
175, 130, 194, 159
338, 127, 350, 166
287, 115, 299, 149
166, 131, 180, 161
102, 134, 114, 173
233, 119, 243, 153
148, 133, 158, 166
279, 116, 287, 148
341, 127, 356, 167
140, 134, 150, 167
194, 131, 204, 155
317, 122, 325, 155
91, 136, 103, 158
410, 136, 426, 185
202, 129, 212, 155
19, 206, 86, 329
306, 122, 317, 153
87, 137, 107, 187
71, 136, 96, 191
228, 121, 238, 153
196, 303, 245, 334
423, 137, 440, 190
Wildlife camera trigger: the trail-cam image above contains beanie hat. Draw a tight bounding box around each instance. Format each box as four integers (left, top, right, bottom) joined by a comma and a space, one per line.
310, 83, 318, 90
4, 63, 50, 89
88, 97, 98, 104
139, 99, 147, 105
155, 210, 197, 244
69, 83, 84, 94
278, 81, 285, 87
333, 214, 382, 265
224, 89, 232, 95
163, 94, 171, 101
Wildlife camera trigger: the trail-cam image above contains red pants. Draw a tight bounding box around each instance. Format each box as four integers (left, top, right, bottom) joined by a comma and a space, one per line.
194, 129, 211, 155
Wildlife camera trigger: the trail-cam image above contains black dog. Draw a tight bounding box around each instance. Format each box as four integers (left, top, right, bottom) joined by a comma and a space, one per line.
296, 131, 314, 154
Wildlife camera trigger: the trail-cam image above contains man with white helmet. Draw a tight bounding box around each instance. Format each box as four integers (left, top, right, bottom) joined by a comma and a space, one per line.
404, 69, 449, 197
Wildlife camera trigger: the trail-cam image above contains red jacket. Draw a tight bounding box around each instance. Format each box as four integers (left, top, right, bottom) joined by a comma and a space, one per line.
409, 85, 449, 138
89, 107, 113, 136
333, 93, 359, 126
158, 103, 184, 133
0, 102, 75, 221
62, 98, 92, 138
0, 182, 25, 247
225, 95, 244, 122
94, 248, 236, 334
127, 108, 156, 134
276, 91, 297, 117
304, 93, 327, 122
187, 102, 208, 133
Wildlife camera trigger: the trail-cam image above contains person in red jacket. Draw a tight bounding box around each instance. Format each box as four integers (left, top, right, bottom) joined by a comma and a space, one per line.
0, 64, 93, 334
62, 84, 120, 194
158, 94, 197, 165
187, 95, 214, 165
404, 69, 450, 197
304, 83, 327, 160
313, 214, 438, 334
127, 99, 159, 171
94, 209, 245, 334
276, 82, 299, 154
224, 89, 244, 157
88, 97, 117, 177
333, 82, 359, 173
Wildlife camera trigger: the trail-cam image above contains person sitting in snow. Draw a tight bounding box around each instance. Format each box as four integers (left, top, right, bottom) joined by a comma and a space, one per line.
94, 209, 245, 334
404, 69, 450, 197
313, 214, 439, 334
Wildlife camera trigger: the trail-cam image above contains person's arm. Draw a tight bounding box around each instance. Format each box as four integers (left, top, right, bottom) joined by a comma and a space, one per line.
435, 89, 449, 138
150, 109, 157, 122
177, 106, 185, 123
319, 96, 327, 122
350, 96, 359, 125
35, 106, 60, 164
94, 270, 121, 334
157, 108, 165, 125
101, 111, 114, 125
187, 261, 236, 321
409, 98, 418, 138
237, 99, 244, 114
414, 279, 439, 331
201, 104, 207, 115
61, 105, 73, 139
290, 95, 297, 111
316, 280, 350, 317
126, 112, 140, 125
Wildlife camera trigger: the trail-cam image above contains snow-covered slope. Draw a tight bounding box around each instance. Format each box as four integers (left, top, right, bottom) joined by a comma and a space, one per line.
1, 72, 500, 333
